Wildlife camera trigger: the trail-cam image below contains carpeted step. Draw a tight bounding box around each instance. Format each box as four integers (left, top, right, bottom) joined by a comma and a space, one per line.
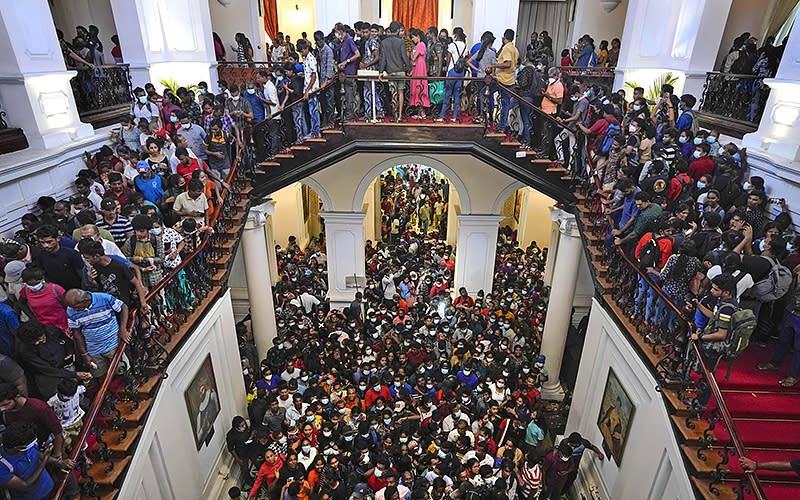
683, 444, 800, 482
721, 390, 800, 420
712, 418, 800, 449
693, 477, 800, 500
760, 481, 800, 500
713, 345, 800, 393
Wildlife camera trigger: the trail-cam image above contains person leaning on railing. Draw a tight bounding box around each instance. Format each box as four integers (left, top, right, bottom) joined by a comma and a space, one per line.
378, 21, 412, 123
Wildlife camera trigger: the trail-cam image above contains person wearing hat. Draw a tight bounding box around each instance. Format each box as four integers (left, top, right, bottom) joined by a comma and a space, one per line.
96, 197, 133, 248
133, 160, 165, 205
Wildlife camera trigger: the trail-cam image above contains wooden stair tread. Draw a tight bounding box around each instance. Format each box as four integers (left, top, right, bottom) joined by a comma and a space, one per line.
103, 426, 142, 453
136, 373, 161, 394
87, 456, 131, 486
163, 287, 223, 353
211, 269, 227, 283
80, 488, 119, 500
213, 254, 232, 267
560, 175, 572, 181
596, 276, 613, 290
546, 167, 568, 173
691, 477, 738, 500
290, 145, 311, 151
259, 161, 281, 167
485, 132, 505, 138
322, 129, 343, 135
574, 192, 587, 201
591, 261, 609, 276
500, 141, 521, 146
530, 158, 552, 164
670, 414, 709, 442
587, 245, 604, 257
306, 137, 327, 143
274, 153, 295, 159
604, 293, 667, 365
663, 388, 689, 413
238, 186, 253, 195
116, 398, 153, 423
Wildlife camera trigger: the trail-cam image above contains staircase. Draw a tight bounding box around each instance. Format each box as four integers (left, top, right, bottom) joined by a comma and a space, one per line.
574, 186, 800, 500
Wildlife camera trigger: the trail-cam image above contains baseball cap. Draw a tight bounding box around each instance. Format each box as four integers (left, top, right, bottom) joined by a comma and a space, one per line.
352, 484, 370, 498
100, 198, 116, 210
136, 160, 149, 173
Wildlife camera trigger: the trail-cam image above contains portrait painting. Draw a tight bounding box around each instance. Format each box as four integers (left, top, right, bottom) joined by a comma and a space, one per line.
597, 368, 635, 466
184, 354, 221, 449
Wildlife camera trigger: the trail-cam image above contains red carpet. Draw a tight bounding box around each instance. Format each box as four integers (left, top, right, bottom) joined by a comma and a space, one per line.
698, 343, 800, 497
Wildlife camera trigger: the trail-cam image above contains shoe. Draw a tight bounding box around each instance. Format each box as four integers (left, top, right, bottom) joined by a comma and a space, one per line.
434, 118, 444, 122
450, 118, 458, 123
756, 362, 779, 371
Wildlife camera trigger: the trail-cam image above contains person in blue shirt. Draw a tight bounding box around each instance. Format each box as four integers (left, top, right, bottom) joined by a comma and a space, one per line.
244, 81, 266, 123
675, 94, 697, 132
0, 301, 19, 356
133, 161, 165, 205
0, 421, 76, 500
457, 364, 479, 389
576, 36, 597, 67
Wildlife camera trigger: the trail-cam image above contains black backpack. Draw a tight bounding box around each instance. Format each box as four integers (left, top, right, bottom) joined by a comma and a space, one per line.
638, 233, 669, 270
452, 43, 467, 74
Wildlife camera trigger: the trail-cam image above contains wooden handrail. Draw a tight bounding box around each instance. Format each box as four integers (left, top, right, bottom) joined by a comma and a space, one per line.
490, 76, 579, 135
705, 71, 770, 80
53, 130, 246, 499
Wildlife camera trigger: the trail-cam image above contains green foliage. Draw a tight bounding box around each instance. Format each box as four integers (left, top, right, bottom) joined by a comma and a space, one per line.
624, 72, 680, 103
159, 78, 200, 94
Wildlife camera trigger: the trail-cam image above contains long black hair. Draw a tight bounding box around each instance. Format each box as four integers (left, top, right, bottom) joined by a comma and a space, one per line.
476, 31, 495, 63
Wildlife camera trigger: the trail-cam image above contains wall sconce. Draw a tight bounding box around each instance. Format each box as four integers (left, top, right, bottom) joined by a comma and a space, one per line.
600, 0, 622, 13
773, 103, 800, 126
288, 4, 307, 25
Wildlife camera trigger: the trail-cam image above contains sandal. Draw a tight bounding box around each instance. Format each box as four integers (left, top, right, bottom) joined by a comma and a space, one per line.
756, 362, 779, 371
779, 377, 799, 387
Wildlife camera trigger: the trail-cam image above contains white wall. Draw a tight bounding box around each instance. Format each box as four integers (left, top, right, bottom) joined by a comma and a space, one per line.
570, 0, 629, 51
0, 128, 112, 235
566, 299, 694, 500
208, 0, 264, 60
119, 290, 247, 500
271, 182, 310, 248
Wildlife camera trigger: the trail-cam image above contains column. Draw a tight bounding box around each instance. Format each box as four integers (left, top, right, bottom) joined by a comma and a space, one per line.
471, 0, 519, 48
264, 213, 279, 286
743, 19, 800, 161
612, 0, 732, 99
242, 203, 278, 357
0, 0, 94, 149
542, 206, 560, 287
454, 215, 503, 296
320, 212, 366, 310
315, 0, 360, 34
110, 0, 217, 90
540, 209, 582, 401
446, 184, 460, 247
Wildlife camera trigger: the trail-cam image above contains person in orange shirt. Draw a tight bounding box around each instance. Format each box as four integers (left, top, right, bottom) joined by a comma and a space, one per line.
540, 67, 564, 160
190, 169, 221, 214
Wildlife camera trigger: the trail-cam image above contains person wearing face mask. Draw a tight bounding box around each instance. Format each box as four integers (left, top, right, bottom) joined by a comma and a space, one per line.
688, 142, 714, 182
539, 67, 564, 160
225, 85, 253, 129
226, 416, 253, 486
542, 443, 578, 500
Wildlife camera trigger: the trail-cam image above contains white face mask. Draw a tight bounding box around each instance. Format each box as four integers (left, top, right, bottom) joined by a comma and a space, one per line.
548, 77, 556, 84
628, 124, 636, 132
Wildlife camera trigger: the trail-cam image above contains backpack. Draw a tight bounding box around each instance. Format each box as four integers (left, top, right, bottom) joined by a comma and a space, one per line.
752, 256, 793, 302
516, 66, 532, 91
452, 43, 467, 74
686, 109, 699, 136
695, 230, 722, 257
638, 233, 665, 270
674, 175, 695, 205
720, 306, 757, 380
598, 122, 621, 154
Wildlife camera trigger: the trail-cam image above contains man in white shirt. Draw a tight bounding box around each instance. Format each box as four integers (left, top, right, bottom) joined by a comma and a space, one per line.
79, 224, 126, 261
298, 39, 321, 137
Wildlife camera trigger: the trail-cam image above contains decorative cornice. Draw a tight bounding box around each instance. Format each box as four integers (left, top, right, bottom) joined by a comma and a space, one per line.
552, 207, 579, 237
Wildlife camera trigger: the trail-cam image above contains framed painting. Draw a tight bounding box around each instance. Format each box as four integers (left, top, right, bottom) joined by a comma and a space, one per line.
184, 354, 221, 450
597, 367, 635, 466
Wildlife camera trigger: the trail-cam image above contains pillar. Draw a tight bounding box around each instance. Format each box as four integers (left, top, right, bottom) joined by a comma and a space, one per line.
320, 211, 366, 310
471, 0, 519, 48
454, 215, 503, 296
0, 0, 94, 149
743, 18, 800, 162
540, 209, 582, 401
542, 206, 561, 287
613, 0, 732, 99
446, 184, 460, 247
109, 0, 217, 91
265, 213, 279, 286
242, 203, 278, 357
315, 0, 360, 35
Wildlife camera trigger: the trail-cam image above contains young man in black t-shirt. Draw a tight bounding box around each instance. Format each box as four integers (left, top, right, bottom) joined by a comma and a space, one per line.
78, 239, 147, 309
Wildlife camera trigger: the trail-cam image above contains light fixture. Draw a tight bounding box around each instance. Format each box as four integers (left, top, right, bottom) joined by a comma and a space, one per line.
600, 0, 622, 13
773, 103, 800, 126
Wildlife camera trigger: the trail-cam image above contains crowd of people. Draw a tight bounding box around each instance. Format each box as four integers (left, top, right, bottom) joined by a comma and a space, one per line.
0, 66, 242, 496
224, 163, 602, 500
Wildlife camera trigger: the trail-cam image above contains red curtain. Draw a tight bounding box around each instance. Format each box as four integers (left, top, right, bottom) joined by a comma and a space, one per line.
391, 0, 439, 32
263, 0, 279, 41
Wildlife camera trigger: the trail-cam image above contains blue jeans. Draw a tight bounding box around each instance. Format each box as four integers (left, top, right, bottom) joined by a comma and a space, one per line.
653, 290, 685, 331
519, 95, 534, 146
441, 79, 463, 119
292, 105, 308, 140
363, 81, 384, 120
636, 274, 660, 320
500, 89, 514, 131
770, 311, 800, 378
308, 95, 321, 136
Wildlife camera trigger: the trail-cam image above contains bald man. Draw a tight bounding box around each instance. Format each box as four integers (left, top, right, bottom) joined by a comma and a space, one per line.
65, 289, 130, 378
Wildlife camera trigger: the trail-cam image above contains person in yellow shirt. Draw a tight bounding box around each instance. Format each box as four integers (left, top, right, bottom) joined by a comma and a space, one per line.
487, 29, 519, 134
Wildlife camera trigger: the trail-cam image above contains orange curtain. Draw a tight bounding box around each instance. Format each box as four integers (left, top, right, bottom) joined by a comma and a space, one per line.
391, 0, 439, 32
263, 0, 279, 41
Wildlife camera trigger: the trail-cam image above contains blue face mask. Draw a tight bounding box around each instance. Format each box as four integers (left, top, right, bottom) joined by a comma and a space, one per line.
151, 227, 162, 236
678, 137, 688, 144
198, 89, 206, 94
733, 152, 741, 161
247, 88, 256, 95
707, 136, 717, 143
27, 281, 45, 292
693, 137, 703, 145
170, 116, 178, 123
759, 239, 766, 252
138, 96, 148, 104
632, 104, 641, 111
693, 150, 702, 159
742, 181, 750, 190
697, 181, 706, 189
571, 96, 578, 102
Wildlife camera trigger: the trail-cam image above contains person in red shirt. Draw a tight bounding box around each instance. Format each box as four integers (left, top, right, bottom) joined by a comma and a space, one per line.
578, 103, 619, 153
560, 49, 572, 69
364, 382, 392, 407
106, 172, 133, 207
688, 142, 714, 182
454, 287, 475, 311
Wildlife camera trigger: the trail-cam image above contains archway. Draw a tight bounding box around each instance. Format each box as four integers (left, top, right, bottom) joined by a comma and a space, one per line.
268, 181, 326, 252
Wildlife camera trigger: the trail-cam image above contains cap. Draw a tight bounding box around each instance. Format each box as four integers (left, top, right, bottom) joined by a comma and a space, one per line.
136, 160, 150, 173
3, 260, 25, 282
100, 198, 116, 210
537, 354, 546, 363
352, 484, 370, 498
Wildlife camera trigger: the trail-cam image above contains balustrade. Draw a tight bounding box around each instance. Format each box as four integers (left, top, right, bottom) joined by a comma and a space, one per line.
70, 64, 133, 128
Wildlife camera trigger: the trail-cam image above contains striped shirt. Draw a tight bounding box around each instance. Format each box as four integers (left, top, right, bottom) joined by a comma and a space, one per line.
519, 462, 542, 497
67, 292, 123, 356
96, 215, 133, 247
